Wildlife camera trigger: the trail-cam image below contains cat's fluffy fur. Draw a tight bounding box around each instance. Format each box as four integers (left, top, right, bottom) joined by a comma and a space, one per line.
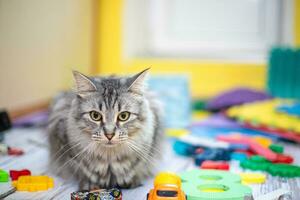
47, 69, 164, 189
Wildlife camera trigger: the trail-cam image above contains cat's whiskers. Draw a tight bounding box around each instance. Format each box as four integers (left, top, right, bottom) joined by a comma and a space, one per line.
55, 143, 92, 174
126, 140, 158, 168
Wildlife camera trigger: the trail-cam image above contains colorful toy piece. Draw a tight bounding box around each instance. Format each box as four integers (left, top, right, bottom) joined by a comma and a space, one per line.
0, 169, 9, 182
230, 152, 248, 162
200, 160, 229, 170
239, 173, 266, 184
71, 188, 122, 200
269, 144, 284, 153
13, 175, 54, 192
9, 169, 31, 181
241, 156, 300, 177
217, 134, 278, 161
226, 99, 300, 143
180, 169, 252, 200
147, 172, 186, 200
0, 143, 24, 156
194, 149, 231, 165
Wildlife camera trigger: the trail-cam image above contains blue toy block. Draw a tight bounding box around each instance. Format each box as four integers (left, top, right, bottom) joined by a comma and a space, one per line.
173, 140, 198, 156
194, 149, 231, 166
231, 152, 248, 162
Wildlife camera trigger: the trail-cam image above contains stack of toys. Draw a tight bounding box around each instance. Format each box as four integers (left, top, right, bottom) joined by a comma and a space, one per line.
226, 99, 300, 143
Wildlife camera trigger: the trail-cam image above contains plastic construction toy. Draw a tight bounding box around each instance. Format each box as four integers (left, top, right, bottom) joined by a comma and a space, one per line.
217, 134, 278, 161
71, 188, 122, 200
200, 160, 229, 170
12, 175, 54, 192
269, 144, 284, 154
226, 99, 300, 142
217, 133, 293, 163
230, 152, 248, 162
0, 143, 24, 156
9, 169, 31, 181
239, 173, 266, 185
267, 48, 300, 99
277, 102, 300, 117
180, 169, 252, 200
0, 169, 9, 182
194, 148, 231, 166
240, 155, 300, 177
147, 172, 186, 200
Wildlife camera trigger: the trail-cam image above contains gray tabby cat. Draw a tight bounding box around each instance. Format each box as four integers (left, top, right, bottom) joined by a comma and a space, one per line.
47, 68, 164, 189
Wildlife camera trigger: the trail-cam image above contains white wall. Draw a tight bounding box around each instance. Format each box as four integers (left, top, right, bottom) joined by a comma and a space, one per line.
0, 0, 95, 110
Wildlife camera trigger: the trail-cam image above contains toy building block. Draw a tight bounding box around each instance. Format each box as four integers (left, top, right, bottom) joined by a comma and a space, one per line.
0, 143, 24, 156
217, 134, 278, 161
239, 173, 266, 184
194, 149, 231, 165
240, 156, 300, 178
230, 152, 248, 162
13, 175, 54, 192
71, 188, 122, 200
9, 169, 31, 181
180, 169, 252, 200
200, 160, 229, 170
269, 144, 284, 153
0, 169, 9, 182
147, 172, 186, 200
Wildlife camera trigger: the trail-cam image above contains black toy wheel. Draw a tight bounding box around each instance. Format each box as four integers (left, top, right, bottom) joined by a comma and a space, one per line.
146, 193, 149, 200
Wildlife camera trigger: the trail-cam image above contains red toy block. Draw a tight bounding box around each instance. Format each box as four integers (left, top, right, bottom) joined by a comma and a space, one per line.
8, 147, 24, 156
274, 154, 294, 164
9, 169, 31, 181
200, 160, 230, 170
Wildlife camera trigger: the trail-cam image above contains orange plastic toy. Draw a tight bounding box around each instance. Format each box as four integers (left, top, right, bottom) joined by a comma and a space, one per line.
12, 175, 54, 192
147, 172, 186, 200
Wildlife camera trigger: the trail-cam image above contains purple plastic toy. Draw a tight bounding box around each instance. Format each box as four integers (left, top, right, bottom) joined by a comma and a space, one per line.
206, 87, 271, 111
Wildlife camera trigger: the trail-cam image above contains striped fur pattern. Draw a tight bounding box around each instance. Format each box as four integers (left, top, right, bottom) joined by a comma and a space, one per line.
47, 69, 164, 189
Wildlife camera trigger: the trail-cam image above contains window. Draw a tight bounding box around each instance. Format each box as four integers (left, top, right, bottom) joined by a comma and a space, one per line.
156, 190, 178, 197
123, 0, 294, 62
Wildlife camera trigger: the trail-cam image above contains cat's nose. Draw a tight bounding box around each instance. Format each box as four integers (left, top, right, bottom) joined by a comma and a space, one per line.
104, 133, 115, 140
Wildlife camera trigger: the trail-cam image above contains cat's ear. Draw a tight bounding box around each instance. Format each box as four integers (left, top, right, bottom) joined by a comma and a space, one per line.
126, 68, 150, 93
72, 70, 97, 97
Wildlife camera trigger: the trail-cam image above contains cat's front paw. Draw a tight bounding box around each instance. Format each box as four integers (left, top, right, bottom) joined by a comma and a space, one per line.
79, 181, 100, 190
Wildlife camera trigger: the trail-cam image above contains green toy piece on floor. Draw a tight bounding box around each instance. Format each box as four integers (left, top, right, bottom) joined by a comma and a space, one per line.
0, 169, 9, 182
269, 144, 284, 154
180, 169, 252, 200
241, 155, 300, 178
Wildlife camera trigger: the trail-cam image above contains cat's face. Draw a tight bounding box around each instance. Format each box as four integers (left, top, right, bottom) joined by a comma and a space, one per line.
72, 69, 149, 147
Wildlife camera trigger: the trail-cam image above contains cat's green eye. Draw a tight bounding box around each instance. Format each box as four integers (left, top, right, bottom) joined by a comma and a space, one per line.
118, 112, 130, 121
89, 111, 102, 121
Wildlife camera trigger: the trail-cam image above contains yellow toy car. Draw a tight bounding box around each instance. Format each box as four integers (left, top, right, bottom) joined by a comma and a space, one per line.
147, 172, 187, 200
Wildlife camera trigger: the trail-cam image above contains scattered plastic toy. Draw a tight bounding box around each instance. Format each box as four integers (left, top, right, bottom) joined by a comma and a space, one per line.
269, 144, 284, 154
13, 175, 54, 192
180, 169, 252, 200
230, 152, 248, 162
240, 156, 300, 177
0, 169, 9, 182
239, 173, 266, 184
147, 172, 186, 200
9, 169, 31, 181
200, 160, 229, 170
194, 148, 231, 165
0, 143, 24, 156
71, 188, 122, 200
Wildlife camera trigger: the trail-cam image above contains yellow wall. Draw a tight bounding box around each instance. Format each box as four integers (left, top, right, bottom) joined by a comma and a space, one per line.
96, 0, 300, 98
0, 0, 95, 110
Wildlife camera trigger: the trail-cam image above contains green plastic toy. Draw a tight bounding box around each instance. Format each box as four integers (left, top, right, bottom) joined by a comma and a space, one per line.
0, 169, 9, 182
241, 156, 300, 178
269, 144, 284, 154
268, 48, 300, 98
180, 169, 252, 200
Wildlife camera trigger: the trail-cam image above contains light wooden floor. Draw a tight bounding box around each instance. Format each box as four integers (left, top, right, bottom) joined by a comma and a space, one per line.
1, 128, 300, 200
